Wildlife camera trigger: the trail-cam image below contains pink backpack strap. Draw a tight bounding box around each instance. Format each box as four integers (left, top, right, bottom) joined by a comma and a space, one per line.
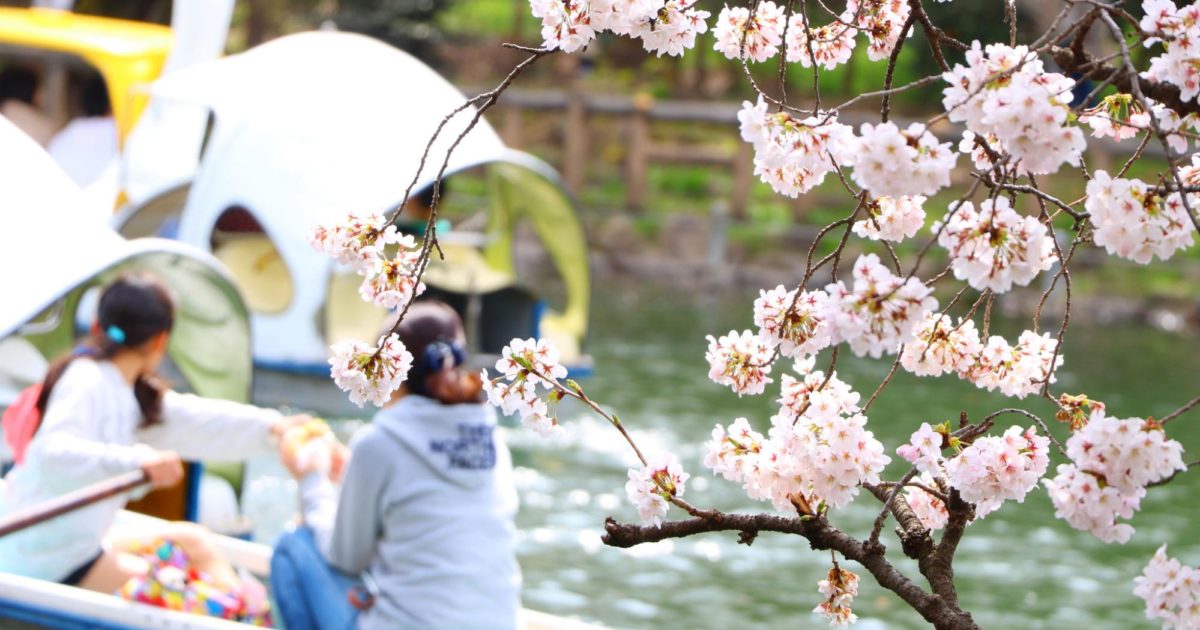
2, 384, 43, 465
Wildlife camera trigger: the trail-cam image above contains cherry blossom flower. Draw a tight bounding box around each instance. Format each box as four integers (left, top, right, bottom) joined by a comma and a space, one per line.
785, 14, 857, 69
624, 0, 711, 57
852, 195, 927, 242
625, 453, 690, 526
942, 42, 1085, 175
943, 425, 1050, 518
738, 97, 856, 198
329, 333, 413, 407
1064, 415, 1185, 495
1133, 544, 1200, 629
896, 422, 945, 474
904, 473, 949, 531
935, 196, 1056, 293
1055, 393, 1107, 432
704, 417, 764, 482
706, 329, 776, 396
777, 361, 861, 423
357, 234, 425, 309
308, 212, 401, 271
850, 122, 957, 198
966, 330, 1063, 399
848, 0, 910, 60
1044, 414, 1185, 543
752, 286, 832, 359
1142, 0, 1200, 102
1043, 463, 1143, 544
1079, 93, 1148, 142
529, 0, 596, 52
713, 1, 786, 62
822, 254, 938, 358
794, 412, 890, 508
1085, 170, 1196, 264
483, 338, 570, 437
900, 313, 983, 378
959, 130, 1003, 171
814, 564, 860, 626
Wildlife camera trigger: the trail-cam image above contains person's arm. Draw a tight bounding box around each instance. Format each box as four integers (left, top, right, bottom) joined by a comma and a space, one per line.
299, 429, 390, 574
31, 363, 151, 482
137, 391, 284, 461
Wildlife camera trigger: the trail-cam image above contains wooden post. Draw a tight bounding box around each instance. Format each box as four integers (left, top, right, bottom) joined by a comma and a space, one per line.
731, 138, 754, 221
502, 105, 523, 148
626, 93, 653, 213
562, 60, 588, 193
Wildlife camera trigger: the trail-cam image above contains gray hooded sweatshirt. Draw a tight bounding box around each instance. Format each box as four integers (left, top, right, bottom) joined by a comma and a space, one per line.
298, 395, 521, 629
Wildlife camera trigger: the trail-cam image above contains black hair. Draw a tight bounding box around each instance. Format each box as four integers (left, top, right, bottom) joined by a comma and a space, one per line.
80, 72, 110, 117
36, 273, 176, 427
0, 68, 37, 105
393, 300, 481, 405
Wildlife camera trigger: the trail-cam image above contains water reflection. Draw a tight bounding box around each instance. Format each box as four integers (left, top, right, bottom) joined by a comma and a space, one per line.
245, 281, 1200, 629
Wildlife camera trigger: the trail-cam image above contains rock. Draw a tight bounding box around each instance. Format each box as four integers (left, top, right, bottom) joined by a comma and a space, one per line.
659, 213, 709, 261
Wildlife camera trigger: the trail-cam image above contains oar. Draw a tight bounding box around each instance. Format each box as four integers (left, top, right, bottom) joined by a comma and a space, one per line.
0, 470, 149, 538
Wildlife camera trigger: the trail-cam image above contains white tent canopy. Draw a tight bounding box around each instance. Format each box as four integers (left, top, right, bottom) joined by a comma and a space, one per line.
127, 31, 576, 368
0, 115, 253, 403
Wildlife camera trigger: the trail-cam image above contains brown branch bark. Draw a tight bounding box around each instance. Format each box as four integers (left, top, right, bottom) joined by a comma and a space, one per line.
602, 514, 979, 629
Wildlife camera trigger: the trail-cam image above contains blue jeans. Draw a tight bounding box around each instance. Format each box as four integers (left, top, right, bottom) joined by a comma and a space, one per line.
271, 527, 361, 630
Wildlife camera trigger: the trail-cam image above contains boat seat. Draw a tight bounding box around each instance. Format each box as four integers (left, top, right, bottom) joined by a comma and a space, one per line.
211, 234, 292, 314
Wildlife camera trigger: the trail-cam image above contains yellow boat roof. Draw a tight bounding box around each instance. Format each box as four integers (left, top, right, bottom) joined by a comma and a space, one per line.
0, 8, 173, 142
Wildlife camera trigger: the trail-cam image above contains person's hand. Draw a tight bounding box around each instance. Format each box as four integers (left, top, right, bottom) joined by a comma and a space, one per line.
139, 449, 184, 488
329, 442, 350, 484
270, 413, 315, 441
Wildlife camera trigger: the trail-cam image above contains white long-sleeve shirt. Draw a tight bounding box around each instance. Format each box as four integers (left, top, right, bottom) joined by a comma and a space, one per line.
0, 358, 281, 581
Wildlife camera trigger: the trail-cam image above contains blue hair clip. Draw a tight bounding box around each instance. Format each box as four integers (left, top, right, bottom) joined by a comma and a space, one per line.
106, 325, 126, 344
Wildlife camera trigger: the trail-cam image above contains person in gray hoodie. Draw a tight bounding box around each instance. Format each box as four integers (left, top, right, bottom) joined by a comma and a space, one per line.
270, 301, 521, 630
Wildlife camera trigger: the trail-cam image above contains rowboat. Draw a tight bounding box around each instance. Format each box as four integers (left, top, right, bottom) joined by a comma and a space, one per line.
0, 510, 602, 630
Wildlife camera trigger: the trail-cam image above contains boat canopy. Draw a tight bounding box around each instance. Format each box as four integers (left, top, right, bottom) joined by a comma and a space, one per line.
129, 32, 589, 367
0, 8, 173, 145
0, 115, 251, 403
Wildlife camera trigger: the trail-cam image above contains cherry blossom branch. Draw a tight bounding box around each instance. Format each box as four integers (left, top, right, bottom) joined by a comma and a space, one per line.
601, 512, 980, 630
1160, 395, 1200, 425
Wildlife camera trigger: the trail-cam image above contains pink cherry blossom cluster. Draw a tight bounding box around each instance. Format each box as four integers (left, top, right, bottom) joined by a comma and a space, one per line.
896, 422, 946, 474
482, 338, 569, 436
1085, 171, 1196, 265
1141, 0, 1200, 102
777, 358, 861, 423
942, 425, 1050, 518
851, 195, 927, 243
958, 131, 1002, 171
1133, 544, 1200, 629
1077, 94, 1196, 150
752, 286, 831, 359
328, 333, 413, 407
935, 196, 1056, 293
308, 214, 426, 309
822, 254, 938, 358
899, 314, 983, 378
848, 0, 910, 60
625, 452, 690, 526
967, 330, 1063, 399
785, 15, 857, 70
704, 361, 887, 512
712, 1, 786, 62
814, 565, 860, 627
1044, 414, 1186, 543
942, 42, 1085, 175
738, 97, 855, 198
705, 329, 776, 396
850, 122, 957, 198
531, 0, 710, 57
904, 473, 950, 531
307, 212, 400, 269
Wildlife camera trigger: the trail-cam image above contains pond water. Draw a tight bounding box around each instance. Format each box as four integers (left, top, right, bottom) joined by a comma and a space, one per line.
243, 280, 1200, 629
